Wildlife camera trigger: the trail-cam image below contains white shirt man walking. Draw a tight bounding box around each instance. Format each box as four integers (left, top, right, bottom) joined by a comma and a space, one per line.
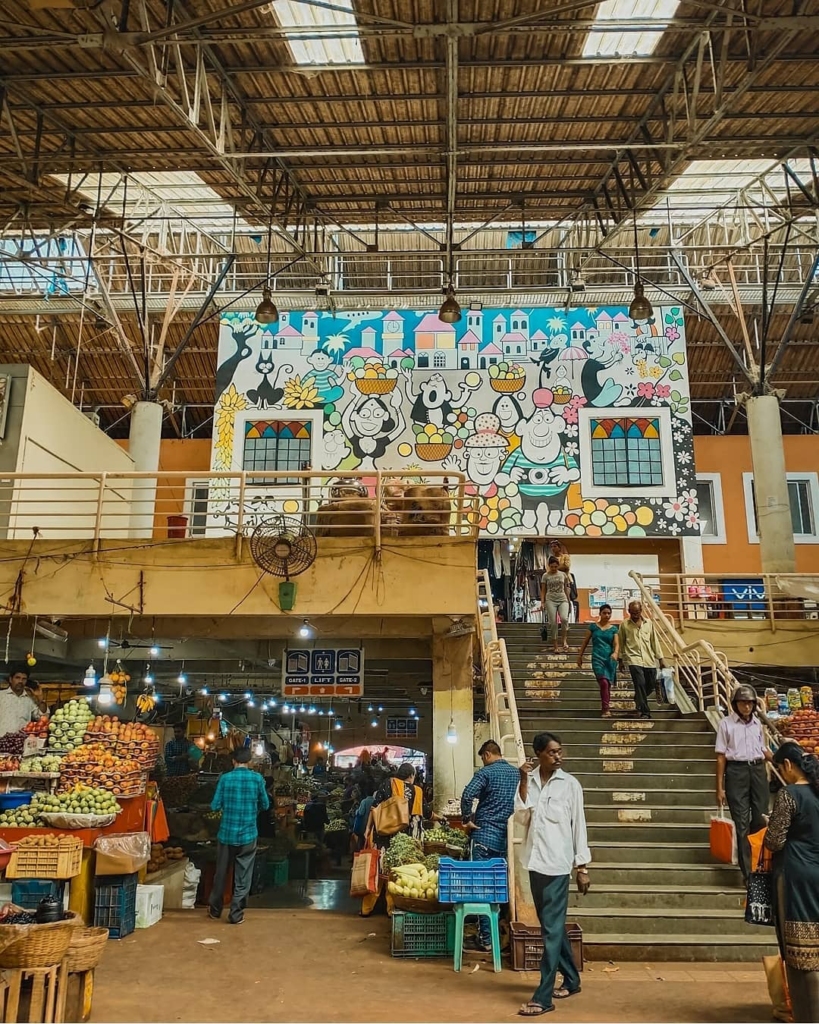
618, 600, 665, 720
515, 732, 591, 1017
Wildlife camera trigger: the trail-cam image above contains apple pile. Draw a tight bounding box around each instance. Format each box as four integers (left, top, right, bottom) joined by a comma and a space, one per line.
779, 709, 819, 753
24, 716, 50, 737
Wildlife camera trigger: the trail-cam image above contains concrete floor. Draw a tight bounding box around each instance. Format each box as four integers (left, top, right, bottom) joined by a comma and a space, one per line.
91, 904, 774, 1023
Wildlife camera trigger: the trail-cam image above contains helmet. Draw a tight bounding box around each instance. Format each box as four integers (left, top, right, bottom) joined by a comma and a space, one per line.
730, 684, 757, 713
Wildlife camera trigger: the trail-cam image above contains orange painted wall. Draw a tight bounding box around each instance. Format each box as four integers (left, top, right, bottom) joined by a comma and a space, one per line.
694, 435, 819, 574
116, 439, 212, 535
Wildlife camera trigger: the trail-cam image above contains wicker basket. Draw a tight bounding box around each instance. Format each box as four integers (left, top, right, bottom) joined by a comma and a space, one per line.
354, 377, 396, 395
65, 926, 109, 973
391, 893, 443, 915
414, 442, 453, 462
489, 376, 525, 393
0, 912, 81, 968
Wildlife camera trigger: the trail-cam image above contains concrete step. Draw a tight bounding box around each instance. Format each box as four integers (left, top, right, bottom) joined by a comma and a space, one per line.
541, 743, 715, 759
583, 933, 778, 963
514, 708, 684, 720
589, 842, 715, 864
581, 786, 718, 807
587, 823, 709, 844
521, 757, 716, 774
585, 803, 717, 823
516, 718, 713, 736
570, 906, 760, 937
573, 771, 715, 791
567, 885, 745, 911
585, 861, 742, 887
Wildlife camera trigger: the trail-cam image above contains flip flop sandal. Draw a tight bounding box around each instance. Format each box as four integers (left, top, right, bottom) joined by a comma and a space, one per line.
518, 1004, 555, 1017
553, 987, 582, 999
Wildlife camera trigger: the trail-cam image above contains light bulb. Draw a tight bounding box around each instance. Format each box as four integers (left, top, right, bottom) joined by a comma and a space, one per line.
84, 664, 97, 688
318, 709, 325, 716
154, 693, 161, 704
299, 704, 306, 713
144, 672, 154, 684
370, 718, 378, 727
97, 638, 108, 649
207, 732, 215, 741
247, 699, 255, 707
335, 721, 342, 730
367, 704, 374, 712
269, 699, 277, 707
150, 645, 160, 657
219, 693, 227, 702
446, 719, 458, 744
298, 619, 311, 638
377, 705, 383, 713
178, 672, 187, 684
254, 741, 264, 756
327, 707, 334, 716
244, 691, 252, 699
409, 707, 416, 716
308, 706, 317, 715
315, 741, 323, 750
200, 687, 209, 696
196, 737, 205, 748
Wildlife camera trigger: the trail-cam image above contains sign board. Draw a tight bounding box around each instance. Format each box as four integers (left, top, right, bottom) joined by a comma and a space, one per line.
283, 647, 364, 696
386, 717, 419, 739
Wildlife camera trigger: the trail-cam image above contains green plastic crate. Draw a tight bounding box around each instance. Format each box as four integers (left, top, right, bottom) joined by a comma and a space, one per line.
267, 859, 289, 888
391, 911, 455, 958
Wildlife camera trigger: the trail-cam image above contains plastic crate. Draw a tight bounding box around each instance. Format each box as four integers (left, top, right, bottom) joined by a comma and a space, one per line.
509, 921, 584, 973
267, 859, 289, 888
93, 872, 138, 938
391, 911, 455, 958
437, 856, 509, 904
6, 840, 83, 880
10, 879, 65, 911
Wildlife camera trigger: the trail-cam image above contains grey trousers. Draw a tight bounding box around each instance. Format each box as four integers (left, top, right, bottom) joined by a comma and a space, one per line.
724, 760, 768, 880
209, 839, 257, 923
786, 965, 819, 1024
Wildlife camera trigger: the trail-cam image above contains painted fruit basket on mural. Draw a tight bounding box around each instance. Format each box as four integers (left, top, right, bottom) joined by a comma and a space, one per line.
348, 360, 399, 395
550, 385, 572, 404
488, 362, 526, 392
355, 377, 396, 395
415, 443, 452, 461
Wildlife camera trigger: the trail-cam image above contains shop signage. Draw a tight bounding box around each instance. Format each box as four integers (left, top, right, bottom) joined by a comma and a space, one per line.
282, 647, 364, 696
386, 717, 419, 739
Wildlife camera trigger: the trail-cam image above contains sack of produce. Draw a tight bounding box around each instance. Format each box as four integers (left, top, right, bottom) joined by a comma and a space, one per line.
94, 831, 152, 875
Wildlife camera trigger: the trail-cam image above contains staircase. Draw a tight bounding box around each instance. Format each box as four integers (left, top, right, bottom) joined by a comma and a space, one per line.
497, 620, 778, 962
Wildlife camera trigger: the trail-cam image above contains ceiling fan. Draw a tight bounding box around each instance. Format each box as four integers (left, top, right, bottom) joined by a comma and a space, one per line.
103, 638, 174, 653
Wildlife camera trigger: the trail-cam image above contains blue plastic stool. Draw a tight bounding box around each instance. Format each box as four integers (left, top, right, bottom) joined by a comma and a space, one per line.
453, 902, 502, 972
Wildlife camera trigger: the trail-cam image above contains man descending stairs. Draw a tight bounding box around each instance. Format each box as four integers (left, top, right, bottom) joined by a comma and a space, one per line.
498, 621, 778, 962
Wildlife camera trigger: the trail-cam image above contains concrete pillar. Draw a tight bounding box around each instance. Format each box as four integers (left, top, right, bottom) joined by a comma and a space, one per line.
680, 537, 704, 574
128, 401, 163, 539
431, 626, 475, 813
746, 394, 796, 574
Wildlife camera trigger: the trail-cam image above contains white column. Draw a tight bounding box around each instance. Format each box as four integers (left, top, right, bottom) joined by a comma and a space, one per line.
680, 537, 704, 574
431, 626, 474, 813
746, 394, 796, 574
128, 401, 163, 539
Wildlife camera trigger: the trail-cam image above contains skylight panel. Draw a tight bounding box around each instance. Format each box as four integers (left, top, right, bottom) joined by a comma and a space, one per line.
270, 0, 364, 66
582, 0, 680, 58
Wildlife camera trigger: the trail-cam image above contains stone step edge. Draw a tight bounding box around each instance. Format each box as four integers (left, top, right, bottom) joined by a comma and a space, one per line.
583, 933, 776, 945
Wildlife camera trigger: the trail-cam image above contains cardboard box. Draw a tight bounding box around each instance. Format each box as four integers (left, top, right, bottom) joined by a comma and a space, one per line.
135, 883, 164, 928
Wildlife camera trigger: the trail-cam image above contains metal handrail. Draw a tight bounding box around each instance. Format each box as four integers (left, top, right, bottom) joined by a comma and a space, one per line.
629, 571, 783, 751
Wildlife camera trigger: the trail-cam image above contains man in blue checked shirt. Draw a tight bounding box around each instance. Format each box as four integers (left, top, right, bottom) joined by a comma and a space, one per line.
460, 739, 520, 951
208, 746, 269, 925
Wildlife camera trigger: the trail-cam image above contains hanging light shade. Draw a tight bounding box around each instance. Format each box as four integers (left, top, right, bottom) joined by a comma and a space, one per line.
628, 280, 653, 322
438, 287, 462, 324
254, 286, 279, 325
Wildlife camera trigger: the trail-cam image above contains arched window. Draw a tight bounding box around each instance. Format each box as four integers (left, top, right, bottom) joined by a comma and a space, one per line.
590, 416, 663, 487
433, 351, 446, 368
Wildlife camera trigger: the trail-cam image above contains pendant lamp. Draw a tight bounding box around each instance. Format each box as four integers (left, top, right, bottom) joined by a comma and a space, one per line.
628, 209, 653, 322
255, 286, 278, 324
438, 285, 462, 324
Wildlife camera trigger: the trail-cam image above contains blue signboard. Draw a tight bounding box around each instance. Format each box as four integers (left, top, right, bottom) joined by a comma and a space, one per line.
283, 647, 365, 696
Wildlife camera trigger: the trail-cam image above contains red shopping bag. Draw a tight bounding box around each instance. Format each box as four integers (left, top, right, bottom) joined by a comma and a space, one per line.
710, 809, 737, 865
350, 844, 380, 897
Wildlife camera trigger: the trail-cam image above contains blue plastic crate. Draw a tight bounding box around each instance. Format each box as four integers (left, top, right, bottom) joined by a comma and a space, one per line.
93, 872, 138, 938
437, 856, 509, 904
11, 879, 65, 911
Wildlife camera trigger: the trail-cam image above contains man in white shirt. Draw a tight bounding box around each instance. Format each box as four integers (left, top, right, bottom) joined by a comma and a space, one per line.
515, 732, 591, 1017
0, 666, 46, 737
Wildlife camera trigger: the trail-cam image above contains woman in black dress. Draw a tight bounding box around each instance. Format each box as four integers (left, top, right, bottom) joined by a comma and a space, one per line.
765, 741, 819, 1023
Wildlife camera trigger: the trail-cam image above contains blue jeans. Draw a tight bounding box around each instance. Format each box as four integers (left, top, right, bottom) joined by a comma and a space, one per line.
471, 840, 505, 946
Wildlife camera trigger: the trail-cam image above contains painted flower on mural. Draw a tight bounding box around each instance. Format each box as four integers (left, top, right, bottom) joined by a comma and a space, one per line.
562, 394, 587, 424
637, 381, 655, 399
685, 509, 701, 530
565, 498, 654, 538
663, 496, 689, 522
665, 326, 680, 342
667, 522, 681, 535
562, 422, 578, 438
564, 442, 579, 457
283, 376, 320, 410
676, 450, 692, 465
681, 488, 698, 508
608, 330, 631, 354
213, 384, 248, 471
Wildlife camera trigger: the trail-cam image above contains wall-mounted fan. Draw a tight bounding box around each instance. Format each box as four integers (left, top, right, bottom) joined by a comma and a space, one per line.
250, 515, 317, 611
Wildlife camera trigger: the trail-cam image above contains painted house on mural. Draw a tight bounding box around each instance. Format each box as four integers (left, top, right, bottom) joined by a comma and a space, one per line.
209, 304, 697, 540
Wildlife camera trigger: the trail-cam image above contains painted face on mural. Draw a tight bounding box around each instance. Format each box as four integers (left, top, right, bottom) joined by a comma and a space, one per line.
517, 406, 563, 463
465, 414, 507, 485
351, 396, 395, 437
493, 394, 523, 432
308, 349, 332, 371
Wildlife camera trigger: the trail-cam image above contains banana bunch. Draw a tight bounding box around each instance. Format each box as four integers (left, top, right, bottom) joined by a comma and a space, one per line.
136, 690, 156, 714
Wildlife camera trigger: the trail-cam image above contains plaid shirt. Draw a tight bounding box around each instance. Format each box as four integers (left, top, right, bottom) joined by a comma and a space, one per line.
164, 738, 190, 776
211, 766, 270, 846
460, 758, 520, 854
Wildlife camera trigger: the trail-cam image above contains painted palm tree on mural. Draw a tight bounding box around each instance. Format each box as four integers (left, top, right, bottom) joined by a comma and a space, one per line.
324, 334, 349, 363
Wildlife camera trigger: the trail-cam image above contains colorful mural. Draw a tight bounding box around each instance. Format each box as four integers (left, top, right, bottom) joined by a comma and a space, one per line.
210, 305, 700, 538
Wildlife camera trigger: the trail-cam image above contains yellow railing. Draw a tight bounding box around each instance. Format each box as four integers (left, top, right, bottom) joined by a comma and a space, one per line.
0, 469, 477, 550
476, 569, 525, 766
633, 572, 819, 630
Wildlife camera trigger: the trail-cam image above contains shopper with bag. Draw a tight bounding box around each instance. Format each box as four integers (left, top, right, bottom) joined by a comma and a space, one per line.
540, 557, 572, 653
764, 741, 819, 1023
371, 762, 429, 844
715, 684, 771, 882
